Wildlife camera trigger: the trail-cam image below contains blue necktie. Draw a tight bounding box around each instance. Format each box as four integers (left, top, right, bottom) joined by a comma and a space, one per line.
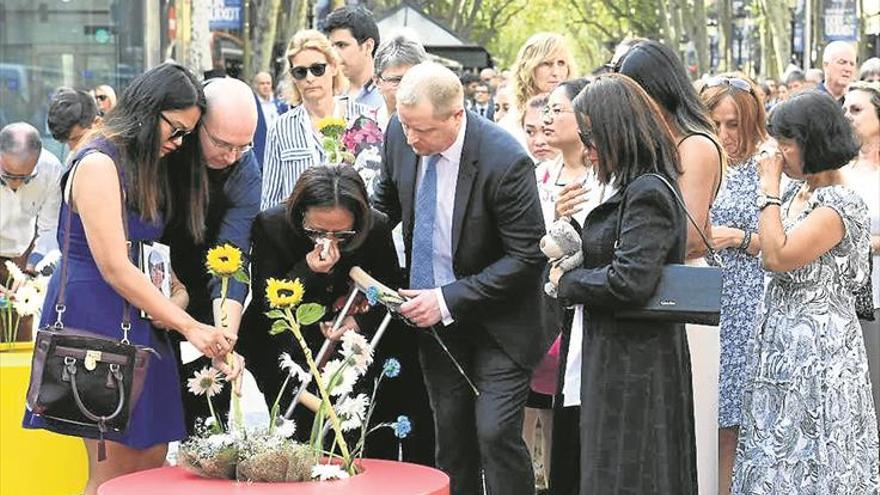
410, 154, 441, 289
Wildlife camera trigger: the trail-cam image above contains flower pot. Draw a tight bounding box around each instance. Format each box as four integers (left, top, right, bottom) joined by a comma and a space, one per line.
0, 342, 87, 494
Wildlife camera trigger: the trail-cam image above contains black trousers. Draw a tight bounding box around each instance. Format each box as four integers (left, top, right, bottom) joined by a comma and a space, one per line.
419, 325, 534, 495
171, 339, 232, 435
548, 405, 580, 495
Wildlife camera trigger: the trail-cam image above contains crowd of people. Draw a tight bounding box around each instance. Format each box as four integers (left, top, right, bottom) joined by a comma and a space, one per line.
2, 5, 879, 495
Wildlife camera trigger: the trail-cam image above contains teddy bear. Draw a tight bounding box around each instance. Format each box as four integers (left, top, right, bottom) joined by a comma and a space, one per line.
540, 219, 583, 298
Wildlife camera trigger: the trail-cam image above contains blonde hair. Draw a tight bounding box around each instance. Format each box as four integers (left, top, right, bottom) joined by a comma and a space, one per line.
284, 30, 348, 105
511, 33, 576, 112
396, 62, 463, 118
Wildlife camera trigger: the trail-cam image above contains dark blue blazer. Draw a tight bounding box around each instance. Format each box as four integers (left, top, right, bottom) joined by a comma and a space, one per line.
373, 111, 549, 368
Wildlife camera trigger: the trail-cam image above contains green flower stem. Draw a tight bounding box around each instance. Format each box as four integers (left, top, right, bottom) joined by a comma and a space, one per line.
284, 307, 353, 474
219, 277, 243, 431
206, 394, 222, 434
10, 313, 20, 344
268, 373, 292, 435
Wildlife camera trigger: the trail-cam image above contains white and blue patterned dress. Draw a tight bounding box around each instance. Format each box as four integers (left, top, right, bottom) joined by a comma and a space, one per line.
709, 156, 764, 428
732, 184, 880, 494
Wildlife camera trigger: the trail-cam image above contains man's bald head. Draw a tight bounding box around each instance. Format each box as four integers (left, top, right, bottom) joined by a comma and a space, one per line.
0, 122, 42, 179
200, 78, 259, 168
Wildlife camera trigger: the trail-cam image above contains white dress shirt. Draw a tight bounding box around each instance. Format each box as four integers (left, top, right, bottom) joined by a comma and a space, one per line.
259, 97, 280, 128
415, 118, 468, 325
0, 148, 63, 264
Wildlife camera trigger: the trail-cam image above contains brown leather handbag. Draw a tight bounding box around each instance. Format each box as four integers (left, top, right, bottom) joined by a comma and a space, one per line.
25, 156, 154, 461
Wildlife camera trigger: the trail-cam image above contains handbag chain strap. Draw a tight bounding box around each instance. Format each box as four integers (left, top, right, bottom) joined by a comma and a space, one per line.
54, 149, 133, 343
615, 173, 722, 266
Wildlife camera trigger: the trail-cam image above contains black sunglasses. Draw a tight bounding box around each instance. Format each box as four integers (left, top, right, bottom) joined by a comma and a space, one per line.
701, 77, 753, 94
159, 113, 194, 141
0, 170, 39, 186
578, 127, 596, 151
290, 63, 328, 80
95, 94, 108, 102
303, 226, 357, 244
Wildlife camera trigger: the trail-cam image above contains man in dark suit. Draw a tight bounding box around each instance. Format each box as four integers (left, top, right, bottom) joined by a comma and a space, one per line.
471, 82, 495, 121
373, 62, 549, 495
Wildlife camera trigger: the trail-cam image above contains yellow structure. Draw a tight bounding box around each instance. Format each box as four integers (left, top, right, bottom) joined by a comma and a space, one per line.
1, 343, 87, 495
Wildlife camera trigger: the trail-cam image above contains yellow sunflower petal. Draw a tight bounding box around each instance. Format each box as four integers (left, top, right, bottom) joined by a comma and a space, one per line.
205, 243, 242, 276
266, 278, 306, 309
316, 117, 347, 137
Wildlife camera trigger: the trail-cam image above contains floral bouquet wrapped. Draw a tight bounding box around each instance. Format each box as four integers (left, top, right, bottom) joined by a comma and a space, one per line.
316, 114, 384, 195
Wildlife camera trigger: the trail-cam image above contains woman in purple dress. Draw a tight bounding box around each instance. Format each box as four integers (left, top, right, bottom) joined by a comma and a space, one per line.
22, 63, 241, 495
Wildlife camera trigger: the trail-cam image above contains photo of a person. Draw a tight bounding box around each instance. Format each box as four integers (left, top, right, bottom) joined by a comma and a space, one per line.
140, 242, 173, 320
149, 250, 168, 292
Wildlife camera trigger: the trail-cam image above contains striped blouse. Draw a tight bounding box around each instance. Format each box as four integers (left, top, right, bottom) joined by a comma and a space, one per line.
260, 96, 374, 210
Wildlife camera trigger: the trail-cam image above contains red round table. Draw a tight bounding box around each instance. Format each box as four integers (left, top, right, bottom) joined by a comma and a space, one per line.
97, 459, 449, 495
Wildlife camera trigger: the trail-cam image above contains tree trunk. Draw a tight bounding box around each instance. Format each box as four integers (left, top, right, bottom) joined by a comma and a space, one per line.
189, 0, 213, 75
719, 0, 732, 71
693, 0, 709, 76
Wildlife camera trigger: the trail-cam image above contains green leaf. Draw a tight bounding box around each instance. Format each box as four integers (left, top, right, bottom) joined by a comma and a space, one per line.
232, 269, 250, 284
264, 309, 285, 320
296, 303, 326, 326
269, 319, 289, 335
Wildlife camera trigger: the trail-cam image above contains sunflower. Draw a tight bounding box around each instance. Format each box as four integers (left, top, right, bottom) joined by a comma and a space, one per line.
316, 117, 347, 138
205, 243, 243, 276
265, 278, 305, 309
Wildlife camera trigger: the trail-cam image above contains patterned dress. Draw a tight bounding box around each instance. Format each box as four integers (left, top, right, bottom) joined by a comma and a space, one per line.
708, 157, 764, 428
732, 184, 880, 494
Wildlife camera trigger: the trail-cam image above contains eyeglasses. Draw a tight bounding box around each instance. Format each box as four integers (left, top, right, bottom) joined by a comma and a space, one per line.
303, 226, 358, 244
541, 105, 573, 120
290, 63, 328, 80
379, 74, 404, 86
0, 170, 38, 187
159, 113, 194, 141
701, 77, 753, 94
203, 124, 253, 155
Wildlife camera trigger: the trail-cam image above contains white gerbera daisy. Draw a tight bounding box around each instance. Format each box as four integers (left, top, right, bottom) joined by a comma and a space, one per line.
340, 330, 373, 375
321, 359, 358, 397
4, 260, 26, 284
186, 367, 225, 397
11, 283, 42, 317
311, 463, 350, 481
335, 393, 369, 432
278, 352, 309, 382
273, 417, 297, 438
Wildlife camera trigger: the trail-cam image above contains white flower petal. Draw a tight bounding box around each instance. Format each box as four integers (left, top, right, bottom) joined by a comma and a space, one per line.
311, 464, 350, 481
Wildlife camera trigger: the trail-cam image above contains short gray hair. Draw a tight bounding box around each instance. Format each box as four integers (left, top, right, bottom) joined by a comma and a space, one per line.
374, 32, 428, 77
860, 57, 880, 81
0, 122, 42, 159
396, 62, 463, 117
823, 40, 856, 65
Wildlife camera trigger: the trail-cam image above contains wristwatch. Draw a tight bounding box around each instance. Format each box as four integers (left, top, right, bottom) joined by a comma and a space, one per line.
756, 193, 782, 210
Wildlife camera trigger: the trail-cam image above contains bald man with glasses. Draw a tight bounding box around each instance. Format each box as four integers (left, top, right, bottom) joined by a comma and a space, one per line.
162, 77, 262, 433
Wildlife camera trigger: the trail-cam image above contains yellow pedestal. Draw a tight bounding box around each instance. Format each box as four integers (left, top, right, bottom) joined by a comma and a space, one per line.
1, 342, 87, 495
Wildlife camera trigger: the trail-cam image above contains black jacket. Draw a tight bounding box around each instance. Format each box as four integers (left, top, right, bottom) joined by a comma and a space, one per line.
373, 111, 549, 369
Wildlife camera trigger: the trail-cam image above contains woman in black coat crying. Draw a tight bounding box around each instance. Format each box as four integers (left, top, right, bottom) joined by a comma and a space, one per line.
549, 73, 697, 494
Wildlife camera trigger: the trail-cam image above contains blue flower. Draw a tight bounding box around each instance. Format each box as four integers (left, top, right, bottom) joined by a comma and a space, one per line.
382, 358, 401, 378
393, 415, 411, 439
0, 295, 8, 310
366, 286, 380, 306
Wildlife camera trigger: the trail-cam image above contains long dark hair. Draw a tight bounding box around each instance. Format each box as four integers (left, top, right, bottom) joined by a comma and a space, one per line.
93, 63, 208, 241
616, 40, 716, 140
573, 73, 681, 189
286, 166, 373, 251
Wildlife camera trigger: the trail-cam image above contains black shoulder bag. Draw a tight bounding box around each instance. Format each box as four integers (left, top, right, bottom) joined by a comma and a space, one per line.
25, 156, 154, 461
614, 173, 723, 325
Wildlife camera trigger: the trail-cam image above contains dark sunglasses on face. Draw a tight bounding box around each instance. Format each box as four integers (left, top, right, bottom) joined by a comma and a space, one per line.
303, 226, 357, 244
95, 94, 108, 102
290, 63, 328, 80
159, 113, 194, 141
701, 76, 753, 94
578, 127, 596, 150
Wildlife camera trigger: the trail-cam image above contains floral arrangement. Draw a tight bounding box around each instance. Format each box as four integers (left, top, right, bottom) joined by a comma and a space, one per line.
177, 265, 411, 482
316, 115, 384, 195
0, 253, 58, 345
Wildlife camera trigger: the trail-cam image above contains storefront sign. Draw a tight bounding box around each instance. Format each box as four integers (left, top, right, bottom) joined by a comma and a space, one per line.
210, 0, 242, 31
823, 0, 858, 41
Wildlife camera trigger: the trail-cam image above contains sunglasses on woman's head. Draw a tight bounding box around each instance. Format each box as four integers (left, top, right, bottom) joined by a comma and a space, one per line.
159, 113, 194, 141
290, 63, 328, 80
701, 77, 753, 94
